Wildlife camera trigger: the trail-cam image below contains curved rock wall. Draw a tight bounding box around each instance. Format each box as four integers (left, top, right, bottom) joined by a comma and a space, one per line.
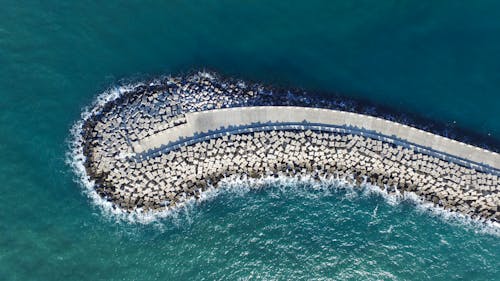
79, 72, 500, 222
134, 106, 500, 172
89, 129, 499, 221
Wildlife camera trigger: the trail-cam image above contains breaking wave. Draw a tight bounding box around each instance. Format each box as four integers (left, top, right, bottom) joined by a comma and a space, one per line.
66, 78, 499, 236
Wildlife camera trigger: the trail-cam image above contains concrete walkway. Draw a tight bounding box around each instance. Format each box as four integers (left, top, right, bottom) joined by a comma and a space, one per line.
132, 106, 500, 170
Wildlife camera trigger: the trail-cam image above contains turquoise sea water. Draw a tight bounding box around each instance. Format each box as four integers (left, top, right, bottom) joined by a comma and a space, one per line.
1, 1, 499, 280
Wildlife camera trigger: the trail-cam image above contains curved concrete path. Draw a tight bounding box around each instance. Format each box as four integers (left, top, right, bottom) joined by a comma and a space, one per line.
132, 106, 500, 171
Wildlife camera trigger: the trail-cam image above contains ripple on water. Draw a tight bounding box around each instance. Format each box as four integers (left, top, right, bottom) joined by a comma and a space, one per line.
107, 179, 498, 280
65, 80, 499, 280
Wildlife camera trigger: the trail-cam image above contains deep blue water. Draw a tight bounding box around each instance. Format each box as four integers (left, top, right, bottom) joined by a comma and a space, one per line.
1, 1, 499, 280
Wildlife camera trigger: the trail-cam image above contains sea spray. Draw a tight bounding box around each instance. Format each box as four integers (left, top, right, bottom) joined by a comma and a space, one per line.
67, 126, 500, 238
67, 72, 499, 233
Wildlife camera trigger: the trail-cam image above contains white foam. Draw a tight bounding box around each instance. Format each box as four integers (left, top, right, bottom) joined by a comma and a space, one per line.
66, 82, 147, 222
130, 176, 500, 235
212, 176, 500, 236
66, 80, 499, 235
197, 71, 216, 80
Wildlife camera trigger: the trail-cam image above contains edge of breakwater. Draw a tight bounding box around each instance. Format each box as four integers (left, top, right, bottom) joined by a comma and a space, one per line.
68, 71, 498, 224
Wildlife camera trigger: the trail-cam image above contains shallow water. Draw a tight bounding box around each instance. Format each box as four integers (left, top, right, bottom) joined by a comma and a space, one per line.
1, 1, 499, 280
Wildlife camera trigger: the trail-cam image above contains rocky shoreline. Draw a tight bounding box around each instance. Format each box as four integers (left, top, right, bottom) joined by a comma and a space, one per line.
78, 72, 499, 222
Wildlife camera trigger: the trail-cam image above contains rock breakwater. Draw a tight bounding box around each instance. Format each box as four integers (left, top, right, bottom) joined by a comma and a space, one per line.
75, 72, 499, 222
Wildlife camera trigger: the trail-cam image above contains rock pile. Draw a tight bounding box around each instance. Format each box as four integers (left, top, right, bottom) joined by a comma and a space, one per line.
79, 72, 500, 222
85, 129, 499, 221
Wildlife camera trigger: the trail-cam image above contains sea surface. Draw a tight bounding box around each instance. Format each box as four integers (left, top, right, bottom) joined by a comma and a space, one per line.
1, 1, 499, 280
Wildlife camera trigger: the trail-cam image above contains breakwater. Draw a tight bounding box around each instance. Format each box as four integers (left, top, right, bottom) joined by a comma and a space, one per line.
76, 72, 500, 222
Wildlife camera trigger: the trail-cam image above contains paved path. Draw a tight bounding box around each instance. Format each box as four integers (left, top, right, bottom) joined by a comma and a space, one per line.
132, 106, 500, 170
